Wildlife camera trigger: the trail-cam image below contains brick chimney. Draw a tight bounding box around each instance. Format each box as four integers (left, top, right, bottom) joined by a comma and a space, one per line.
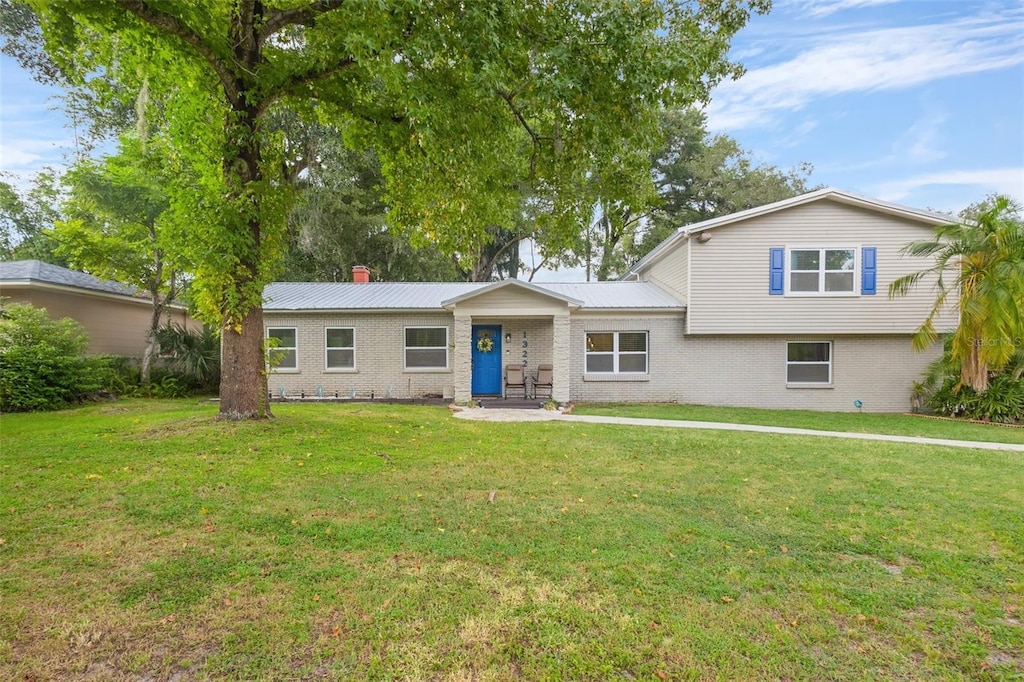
352, 266, 370, 284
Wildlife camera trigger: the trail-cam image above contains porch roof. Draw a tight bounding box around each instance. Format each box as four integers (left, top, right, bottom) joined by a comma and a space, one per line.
263, 280, 684, 312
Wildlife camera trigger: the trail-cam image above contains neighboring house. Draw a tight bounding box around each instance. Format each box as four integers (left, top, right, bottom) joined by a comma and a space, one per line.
262, 188, 956, 412
0, 260, 192, 358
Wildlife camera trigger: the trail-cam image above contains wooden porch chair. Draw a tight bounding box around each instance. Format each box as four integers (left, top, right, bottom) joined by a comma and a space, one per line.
505, 364, 527, 399
533, 364, 553, 400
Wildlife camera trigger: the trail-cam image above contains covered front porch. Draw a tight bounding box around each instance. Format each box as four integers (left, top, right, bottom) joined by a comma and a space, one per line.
441, 280, 580, 404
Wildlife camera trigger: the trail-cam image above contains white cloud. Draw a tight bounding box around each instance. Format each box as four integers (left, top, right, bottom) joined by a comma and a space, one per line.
787, 0, 902, 18
891, 111, 947, 164
0, 137, 73, 175
707, 8, 1024, 131
873, 167, 1024, 204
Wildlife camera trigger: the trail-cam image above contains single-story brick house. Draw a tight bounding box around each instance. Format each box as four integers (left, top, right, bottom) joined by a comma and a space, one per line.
0, 260, 193, 358
262, 188, 956, 412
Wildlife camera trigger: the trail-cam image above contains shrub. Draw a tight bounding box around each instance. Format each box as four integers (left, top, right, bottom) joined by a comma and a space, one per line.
155, 323, 220, 393
94, 355, 143, 396
927, 372, 1024, 424
0, 303, 106, 411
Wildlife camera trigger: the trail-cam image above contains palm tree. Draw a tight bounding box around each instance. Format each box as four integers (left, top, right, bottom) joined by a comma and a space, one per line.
889, 195, 1024, 393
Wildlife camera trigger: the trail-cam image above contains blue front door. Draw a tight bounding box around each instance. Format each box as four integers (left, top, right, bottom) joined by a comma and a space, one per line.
471, 325, 502, 395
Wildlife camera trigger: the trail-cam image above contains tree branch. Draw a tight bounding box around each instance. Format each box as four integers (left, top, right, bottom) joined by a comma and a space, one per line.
258, 56, 356, 115
497, 88, 547, 146
259, 0, 348, 45
497, 88, 552, 179
114, 0, 241, 105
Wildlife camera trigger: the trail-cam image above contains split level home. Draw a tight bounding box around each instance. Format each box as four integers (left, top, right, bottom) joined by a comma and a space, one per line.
262, 188, 957, 412
0, 260, 193, 358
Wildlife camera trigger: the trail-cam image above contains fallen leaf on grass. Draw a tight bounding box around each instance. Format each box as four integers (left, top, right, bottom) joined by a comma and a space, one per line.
721, 596, 734, 603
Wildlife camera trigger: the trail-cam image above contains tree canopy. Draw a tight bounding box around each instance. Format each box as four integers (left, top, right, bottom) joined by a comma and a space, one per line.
889, 194, 1024, 393
50, 134, 184, 384
22, 0, 769, 418
575, 108, 813, 280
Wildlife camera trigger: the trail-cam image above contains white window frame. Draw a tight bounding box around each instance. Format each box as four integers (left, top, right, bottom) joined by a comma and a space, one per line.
786, 246, 859, 297
324, 327, 356, 371
267, 327, 298, 372
584, 331, 649, 374
786, 341, 833, 386
404, 326, 449, 371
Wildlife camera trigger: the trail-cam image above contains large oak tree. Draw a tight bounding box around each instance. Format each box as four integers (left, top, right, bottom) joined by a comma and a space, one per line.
25, 0, 768, 418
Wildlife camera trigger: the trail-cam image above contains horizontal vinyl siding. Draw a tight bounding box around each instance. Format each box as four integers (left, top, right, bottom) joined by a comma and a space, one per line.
265, 312, 455, 399
6, 288, 191, 357
644, 240, 688, 300
452, 287, 569, 315
688, 201, 955, 334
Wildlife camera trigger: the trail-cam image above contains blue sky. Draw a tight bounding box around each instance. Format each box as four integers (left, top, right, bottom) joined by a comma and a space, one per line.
1, 0, 1022, 255
705, 0, 1024, 213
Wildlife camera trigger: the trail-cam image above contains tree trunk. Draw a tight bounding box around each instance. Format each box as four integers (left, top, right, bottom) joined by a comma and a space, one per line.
219, 305, 270, 419
141, 225, 163, 388
961, 338, 989, 393
141, 295, 164, 387
596, 215, 620, 281
217, 93, 270, 418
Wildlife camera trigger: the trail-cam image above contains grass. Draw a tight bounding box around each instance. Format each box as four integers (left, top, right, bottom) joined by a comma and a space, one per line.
1, 399, 1022, 680
572, 403, 1024, 445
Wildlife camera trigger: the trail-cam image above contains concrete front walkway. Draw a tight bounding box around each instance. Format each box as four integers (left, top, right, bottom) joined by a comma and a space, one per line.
451, 408, 1024, 452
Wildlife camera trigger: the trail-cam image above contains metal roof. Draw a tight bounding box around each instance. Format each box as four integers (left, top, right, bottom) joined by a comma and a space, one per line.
263, 280, 684, 311
0, 259, 142, 298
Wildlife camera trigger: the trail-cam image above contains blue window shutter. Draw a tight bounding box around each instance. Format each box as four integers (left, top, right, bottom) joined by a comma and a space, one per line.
861, 247, 877, 295
769, 248, 785, 295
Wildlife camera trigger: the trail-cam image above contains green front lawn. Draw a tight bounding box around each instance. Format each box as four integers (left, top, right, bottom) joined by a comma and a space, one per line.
2, 400, 1022, 680
572, 402, 1024, 445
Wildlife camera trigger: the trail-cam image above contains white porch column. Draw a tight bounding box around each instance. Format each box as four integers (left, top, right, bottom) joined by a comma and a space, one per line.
453, 313, 473, 403
552, 313, 571, 403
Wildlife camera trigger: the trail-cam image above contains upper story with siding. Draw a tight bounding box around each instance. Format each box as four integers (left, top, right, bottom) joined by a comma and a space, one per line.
626, 188, 958, 335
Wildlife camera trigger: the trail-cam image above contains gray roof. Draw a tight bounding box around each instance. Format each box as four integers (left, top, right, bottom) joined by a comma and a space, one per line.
263, 280, 684, 311
0, 260, 142, 298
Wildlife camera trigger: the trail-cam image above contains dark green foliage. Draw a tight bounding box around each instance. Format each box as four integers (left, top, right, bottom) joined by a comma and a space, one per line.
0, 303, 105, 411
927, 372, 1024, 424
94, 354, 202, 398
913, 338, 1024, 423
0, 171, 66, 264
277, 133, 458, 283
154, 322, 220, 392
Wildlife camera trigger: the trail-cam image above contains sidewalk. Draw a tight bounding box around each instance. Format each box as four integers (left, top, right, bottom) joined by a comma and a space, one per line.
451, 408, 1024, 452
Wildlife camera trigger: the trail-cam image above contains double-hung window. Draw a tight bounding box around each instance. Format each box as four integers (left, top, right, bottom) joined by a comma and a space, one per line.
325, 328, 355, 370
585, 331, 648, 373
267, 327, 297, 371
405, 326, 448, 370
787, 341, 832, 385
789, 248, 856, 294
